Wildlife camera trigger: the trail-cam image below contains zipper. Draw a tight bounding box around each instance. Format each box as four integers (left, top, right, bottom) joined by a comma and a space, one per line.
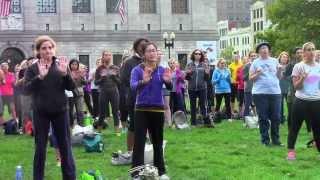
195, 64, 198, 91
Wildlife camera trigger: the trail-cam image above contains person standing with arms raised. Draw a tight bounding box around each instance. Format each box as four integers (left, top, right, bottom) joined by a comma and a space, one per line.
23, 36, 76, 180
249, 42, 283, 146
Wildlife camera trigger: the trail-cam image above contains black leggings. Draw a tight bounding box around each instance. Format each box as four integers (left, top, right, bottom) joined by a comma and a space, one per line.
91, 89, 100, 118
99, 88, 119, 127
215, 93, 231, 119
287, 98, 320, 151
132, 111, 165, 176
83, 90, 93, 116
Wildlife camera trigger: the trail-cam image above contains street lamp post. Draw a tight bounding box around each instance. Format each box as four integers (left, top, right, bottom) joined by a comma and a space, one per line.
162, 32, 175, 59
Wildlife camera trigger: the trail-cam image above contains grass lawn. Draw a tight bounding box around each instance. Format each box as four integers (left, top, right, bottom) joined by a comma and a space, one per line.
0, 118, 320, 180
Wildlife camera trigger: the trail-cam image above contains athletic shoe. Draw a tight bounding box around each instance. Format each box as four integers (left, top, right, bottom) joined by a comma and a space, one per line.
287, 150, 296, 160
111, 151, 132, 165
160, 174, 170, 180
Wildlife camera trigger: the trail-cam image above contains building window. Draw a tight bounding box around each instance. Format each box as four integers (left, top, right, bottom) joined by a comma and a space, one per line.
79, 55, 90, 68
10, 0, 21, 13
45, 24, 50, 31
106, 0, 119, 13
253, 10, 256, 19
81, 24, 85, 31
227, 0, 233, 8
260, 21, 263, 30
114, 24, 118, 31
260, 8, 263, 17
254, 22, 256, 32
139, 0, 156, 14
73, 0, 91, 13
172, 0, 188, 14
179, 24, 183, 31
37, 0, 56, 13
147, 24, 151, 31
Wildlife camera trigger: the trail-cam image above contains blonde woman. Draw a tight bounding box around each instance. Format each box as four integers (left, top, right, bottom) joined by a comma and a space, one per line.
168, 58, 186, 114
23, 36, 75, 179
212, 58, 232, 120
278, 51, 290, 124
287, 42, 320, 160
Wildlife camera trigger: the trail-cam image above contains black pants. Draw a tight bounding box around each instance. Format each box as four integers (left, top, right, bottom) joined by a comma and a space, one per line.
33, 110, 75, 180
83, 90, 93, 116
170, 91, 185, 113
132, 111, 165, 176
287, 98, 320, 151
99, 88, 120, 127
91, 89, 100, 118
188, 89, 210, 125
287, 96, 311, 132
215, 93, 232, 119
119, 86, 129, 123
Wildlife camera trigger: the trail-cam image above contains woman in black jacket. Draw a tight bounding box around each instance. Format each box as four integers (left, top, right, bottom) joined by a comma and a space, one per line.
24, 36, 76, 180
95, 50, 121, 133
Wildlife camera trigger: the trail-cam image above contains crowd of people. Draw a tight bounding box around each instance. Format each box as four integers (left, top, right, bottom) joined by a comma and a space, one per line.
0, 35, 320, 180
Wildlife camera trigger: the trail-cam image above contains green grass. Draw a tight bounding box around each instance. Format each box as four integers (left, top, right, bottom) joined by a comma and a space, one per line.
0, 118, 320, 180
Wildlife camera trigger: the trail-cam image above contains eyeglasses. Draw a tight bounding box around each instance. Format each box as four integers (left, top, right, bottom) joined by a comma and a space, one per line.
194, 53, 202, 55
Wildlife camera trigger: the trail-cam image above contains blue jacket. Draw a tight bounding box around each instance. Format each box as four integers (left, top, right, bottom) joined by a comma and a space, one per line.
211, 68, 231, 94
130, 64, 171, 110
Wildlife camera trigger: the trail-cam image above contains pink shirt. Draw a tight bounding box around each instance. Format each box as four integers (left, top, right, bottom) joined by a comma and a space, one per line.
236, 66, 245, 90
0, 72, 15, 96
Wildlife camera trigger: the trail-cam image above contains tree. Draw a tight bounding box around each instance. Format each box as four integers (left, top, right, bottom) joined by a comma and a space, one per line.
258, 0, 320, 55
219, 46, 234, 62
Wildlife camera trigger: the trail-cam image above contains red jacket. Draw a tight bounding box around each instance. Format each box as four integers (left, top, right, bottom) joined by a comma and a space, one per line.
236, 66, 244, 90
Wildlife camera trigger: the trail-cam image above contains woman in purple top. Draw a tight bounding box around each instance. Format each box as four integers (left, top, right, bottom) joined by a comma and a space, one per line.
130, 42, 171, 179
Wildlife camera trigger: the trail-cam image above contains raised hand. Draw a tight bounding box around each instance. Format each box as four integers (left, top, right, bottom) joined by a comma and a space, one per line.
143, 67, 153, 84
163, 68, 172, 83
57, 56, 68, 76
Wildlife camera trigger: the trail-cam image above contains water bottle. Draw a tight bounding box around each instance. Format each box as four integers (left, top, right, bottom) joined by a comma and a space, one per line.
16, 165, 23, 180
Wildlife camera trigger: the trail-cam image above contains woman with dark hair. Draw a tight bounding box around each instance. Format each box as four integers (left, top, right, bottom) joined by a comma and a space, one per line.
130, 42, 171, 180
24, 35, 76, 180
95, 50, 121, 133
68, 59, 86, 127
287, 42, 320, 160
185, 49, 213, 127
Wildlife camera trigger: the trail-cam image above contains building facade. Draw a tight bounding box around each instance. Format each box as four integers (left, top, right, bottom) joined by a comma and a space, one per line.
217, 20, 252, 58
0, 0, 218, 69
216, 0, 252, 28
250, 0, 271, 46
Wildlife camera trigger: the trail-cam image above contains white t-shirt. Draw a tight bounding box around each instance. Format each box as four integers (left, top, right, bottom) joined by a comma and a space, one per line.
90, 69, 98, 90
249, 57, 281, 94
292, 62, 320, 101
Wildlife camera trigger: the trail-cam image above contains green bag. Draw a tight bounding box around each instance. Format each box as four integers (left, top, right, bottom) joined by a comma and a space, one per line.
82, 133, 104, 153
79, 170, 104, 180
83, 115, 94, 127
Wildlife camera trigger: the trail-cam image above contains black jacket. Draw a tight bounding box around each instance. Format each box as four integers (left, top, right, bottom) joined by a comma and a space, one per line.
95, 64, 120, 91
23, 58, 75, 114
120, 55, 143, 107
185, 61, 210, 91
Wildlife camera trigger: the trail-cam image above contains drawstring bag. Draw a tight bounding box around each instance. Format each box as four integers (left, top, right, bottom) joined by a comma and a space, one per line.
172, 111, 189, 129
3, 119, 19, 135
82, 133, 104, 153
244, 116, 259, 129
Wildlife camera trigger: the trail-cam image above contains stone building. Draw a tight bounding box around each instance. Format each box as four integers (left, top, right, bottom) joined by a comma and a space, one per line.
0, 0, 218, 69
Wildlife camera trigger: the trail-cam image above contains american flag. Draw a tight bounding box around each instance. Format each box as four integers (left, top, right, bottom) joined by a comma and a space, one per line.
0, 0, 11, 17
118, 0, 127, 25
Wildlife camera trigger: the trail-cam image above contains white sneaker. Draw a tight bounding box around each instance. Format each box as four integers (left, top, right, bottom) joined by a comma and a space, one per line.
228, 119, 233, 122
160, 174, 170, 180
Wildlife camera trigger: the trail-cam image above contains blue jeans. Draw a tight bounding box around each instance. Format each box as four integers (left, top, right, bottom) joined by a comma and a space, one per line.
253, 94, 281, 145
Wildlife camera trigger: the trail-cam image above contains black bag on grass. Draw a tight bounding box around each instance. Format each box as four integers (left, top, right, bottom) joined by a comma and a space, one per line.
3, 119, 19, 135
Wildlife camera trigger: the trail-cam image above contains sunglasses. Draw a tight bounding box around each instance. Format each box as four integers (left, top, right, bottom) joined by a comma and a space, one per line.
194, 53, 202, 55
